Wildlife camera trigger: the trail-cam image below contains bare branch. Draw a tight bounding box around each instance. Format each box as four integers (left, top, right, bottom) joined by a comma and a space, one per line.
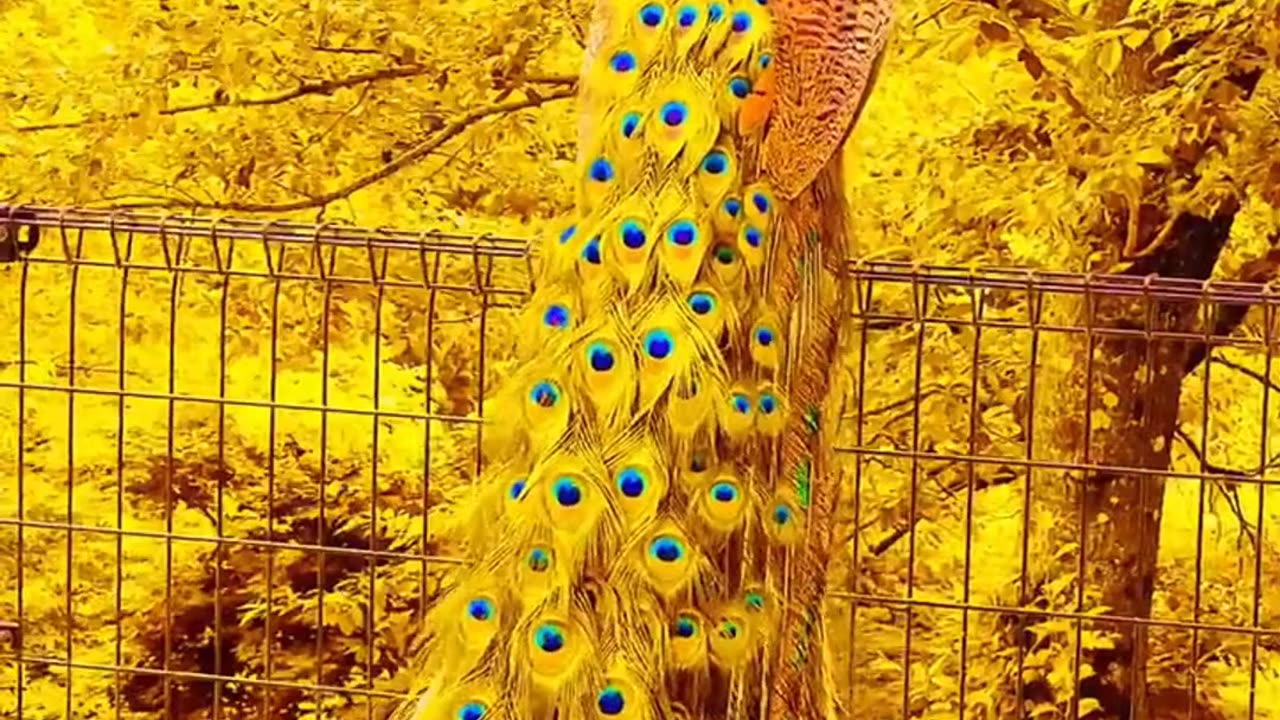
102, 86, 576, 213
16, 65, 437, 133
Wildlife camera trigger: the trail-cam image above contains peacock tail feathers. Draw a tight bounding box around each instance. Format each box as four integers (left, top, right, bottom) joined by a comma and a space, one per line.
399, 1, 900, 718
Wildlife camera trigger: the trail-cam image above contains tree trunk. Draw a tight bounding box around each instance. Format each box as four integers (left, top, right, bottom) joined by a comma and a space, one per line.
1030, 204, 1237, 719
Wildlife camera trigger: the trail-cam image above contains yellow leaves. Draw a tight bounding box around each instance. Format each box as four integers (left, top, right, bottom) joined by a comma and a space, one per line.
1153, 27, 1175, 55
1123, 29, 1151, 50
1097, 37, 1124, 77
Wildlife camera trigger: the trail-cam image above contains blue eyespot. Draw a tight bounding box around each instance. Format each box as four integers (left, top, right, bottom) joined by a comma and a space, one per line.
582, 235, 602, 264
509, 478, 527, 500
689, 292, 715, 315
620, 111, 641, 138
744, 226, 762, 248
644, 329, 673, 360
467, 598, 493, 621
589, 157, 614, 183
677, 5, 698, 27
527, 547, 551, 572
621, 220, 646, 249
667, 220, 697, 247
732, 393, 751, 414
458, 702, 487, 720
530, 381, 560, 407
588, 342, 615, 372
773, 504, 792, 525
711, 482, 737, 503
754, 326, 774, 346
758, 53, 773, 70
661, 101, 687, 127
724, 197, 742, 217
554, 476, 582, 507
729, 77, 751, 99
755, 0, 768, 5
535, 623, 565, 653
559, 224, 577, 244
640, 3, 665, 26
759, 394, 777, 414
610, 51, 637, 73
708, 3, 725, 22
543, 304, 570, 328
752, 192, 771, 214
731, 11, 751, 33
650, 536, 684, 562
675, 615, 697, 637
702, 151, 728, 175
598, 686, 625, 715
618, 468, 646, 498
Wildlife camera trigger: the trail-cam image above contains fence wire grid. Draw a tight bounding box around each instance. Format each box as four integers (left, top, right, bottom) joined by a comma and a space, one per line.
1, 205, 1279, 720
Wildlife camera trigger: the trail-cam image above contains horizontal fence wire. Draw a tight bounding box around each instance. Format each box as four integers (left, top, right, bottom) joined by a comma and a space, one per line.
1, 205, 1279, 720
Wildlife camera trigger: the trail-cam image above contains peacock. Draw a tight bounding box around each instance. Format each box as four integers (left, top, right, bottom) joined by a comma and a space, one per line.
395, 1, 897, 718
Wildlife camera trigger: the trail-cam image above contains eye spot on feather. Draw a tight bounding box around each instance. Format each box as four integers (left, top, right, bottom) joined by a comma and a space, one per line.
534, 623, 566, 653
689, 292, 715, 315
644, 329, 674, 360
708, 3, 725, 22
675, 615, 698, 637
751, 192, 771, 214
598, 686, 626, 715
554, 476, 583, 507
714, 245, 736, 264
509, 478, 528, 500
667, 220, 697, 247
677, 5, 698, 27
527, 546, 551, 572
731, 10, 751, 33
639, 3, 665, 27
702, 150, 728, 175
589, 157, 615, 183
543, 304, 570, 329
723, 197, 742, 217
731, 393, 751, 414
746, 591, 765, 611
559, 224, 577, 245
620, 111, 642, 138
610, 51, 637, 73
744, 226, 763, 248
758, 53, 773, 70
650, 536, 684, 563
729, 77, 751, 99
754, 326, 774, 346
718, 620, 739, 639
620, 220, 646, 249
530, 381, 560, 407
773, 504, 792, 525
617, 468, 646, 498
759, 393, 778, 415
661, 101, 688, 127
711, 481, 738, 503
467, 597, 494, 621
458, 702, 488, 720
587, 342, 615, 372
582, 235, 603, 264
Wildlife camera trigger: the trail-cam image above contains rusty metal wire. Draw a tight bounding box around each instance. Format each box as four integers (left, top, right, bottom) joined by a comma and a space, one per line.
1, 205, 1279, 720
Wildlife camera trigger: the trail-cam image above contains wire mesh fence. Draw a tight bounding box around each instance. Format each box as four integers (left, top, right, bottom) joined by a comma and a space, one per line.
0, 205, 1278, 720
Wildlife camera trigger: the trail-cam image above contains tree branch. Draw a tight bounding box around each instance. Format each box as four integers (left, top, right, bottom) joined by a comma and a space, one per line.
101, 86, 576, 213
17, 64, 447, 133
1184, 246, 1280, 374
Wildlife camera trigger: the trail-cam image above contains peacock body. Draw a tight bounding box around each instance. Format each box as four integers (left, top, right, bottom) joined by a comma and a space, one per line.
398, 2, 896, 719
